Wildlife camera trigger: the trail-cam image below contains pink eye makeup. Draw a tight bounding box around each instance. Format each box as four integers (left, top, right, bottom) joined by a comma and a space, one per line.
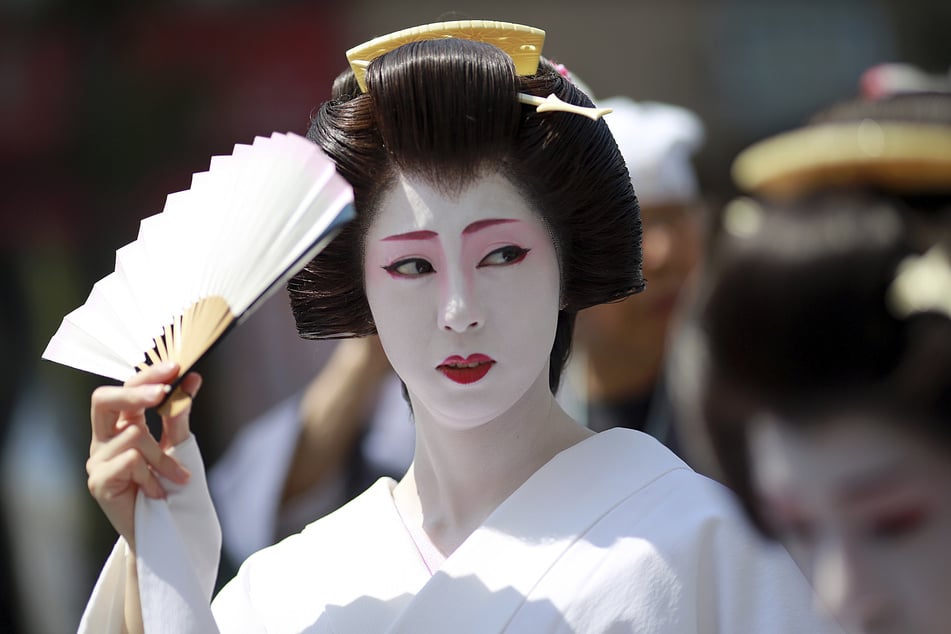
865, 506, 930, 541
834, 468, 936, 542
370, 216, 545, 284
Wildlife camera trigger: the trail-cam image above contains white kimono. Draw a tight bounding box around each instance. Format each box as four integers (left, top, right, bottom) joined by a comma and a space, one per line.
80, 428, 841, 633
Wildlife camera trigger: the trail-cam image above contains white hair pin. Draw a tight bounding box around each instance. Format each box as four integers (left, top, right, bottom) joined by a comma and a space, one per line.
518, 93, 612, 121
888, 243, 951, 320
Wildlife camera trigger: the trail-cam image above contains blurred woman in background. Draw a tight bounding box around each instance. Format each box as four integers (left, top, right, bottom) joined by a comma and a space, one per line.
675, 88, 951, 633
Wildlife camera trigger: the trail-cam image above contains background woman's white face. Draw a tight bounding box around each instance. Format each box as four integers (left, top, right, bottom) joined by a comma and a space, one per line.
363, 173, 561, 428
750, 415, 951, 634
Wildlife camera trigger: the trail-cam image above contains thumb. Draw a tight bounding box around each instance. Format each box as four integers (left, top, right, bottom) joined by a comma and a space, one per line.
161, 372, 203, 449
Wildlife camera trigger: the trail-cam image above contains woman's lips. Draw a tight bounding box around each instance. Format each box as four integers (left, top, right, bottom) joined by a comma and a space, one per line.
437, 354, 496, 384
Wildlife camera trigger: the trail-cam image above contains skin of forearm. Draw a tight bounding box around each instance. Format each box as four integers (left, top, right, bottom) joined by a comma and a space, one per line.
123, 545, 144, 634
281, 344, 390, 503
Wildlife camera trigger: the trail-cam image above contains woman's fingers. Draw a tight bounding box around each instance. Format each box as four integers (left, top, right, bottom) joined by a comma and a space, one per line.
90, 362, 184, 443
90, 383, 169, 442
90, 424, 190, 486
161, 372, 202, 449
178, 371, 202, 402
125, 362, 180, 388
88, 447, 166, 501
85, 363, 191, 546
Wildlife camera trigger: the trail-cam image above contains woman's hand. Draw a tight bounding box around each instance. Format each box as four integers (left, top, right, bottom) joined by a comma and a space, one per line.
86, 362, 201, 550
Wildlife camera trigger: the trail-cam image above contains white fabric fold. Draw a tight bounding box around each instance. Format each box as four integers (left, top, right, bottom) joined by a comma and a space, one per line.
78, 434, 221, 634
77, 540, 130, 633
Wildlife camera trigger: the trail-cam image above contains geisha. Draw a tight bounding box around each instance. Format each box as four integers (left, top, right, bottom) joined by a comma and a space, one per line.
80, 20, 836, 633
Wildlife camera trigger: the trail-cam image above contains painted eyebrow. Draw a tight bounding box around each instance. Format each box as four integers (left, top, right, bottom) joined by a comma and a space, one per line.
834, 466, 919, 505
380, 230, 437, 242
463, 218, 519, 235
380, 219, 519, 242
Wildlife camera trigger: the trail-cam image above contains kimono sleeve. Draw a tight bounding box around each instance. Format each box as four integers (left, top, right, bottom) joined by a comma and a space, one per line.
78, 434, 222, 634
685, 480, 845, 633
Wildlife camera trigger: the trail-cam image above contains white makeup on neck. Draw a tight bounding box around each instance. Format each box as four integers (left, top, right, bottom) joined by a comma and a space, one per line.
363, 172, 561, 430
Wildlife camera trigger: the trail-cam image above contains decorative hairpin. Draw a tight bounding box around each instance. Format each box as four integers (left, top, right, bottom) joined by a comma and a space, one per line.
887, 243, 951, 320
721, 197, 765, 239
346, 20, 612, 121
517, 93, 612, 121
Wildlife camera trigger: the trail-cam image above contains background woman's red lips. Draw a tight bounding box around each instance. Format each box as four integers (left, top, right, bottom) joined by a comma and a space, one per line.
438, 354, 496, 384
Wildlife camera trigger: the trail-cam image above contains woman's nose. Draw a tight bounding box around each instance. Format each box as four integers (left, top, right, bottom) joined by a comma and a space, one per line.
813, 539, 892, 630
438, 271, 483, 332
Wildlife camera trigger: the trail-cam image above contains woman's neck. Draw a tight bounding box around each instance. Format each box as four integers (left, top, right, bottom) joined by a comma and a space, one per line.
394, 369, 592, 556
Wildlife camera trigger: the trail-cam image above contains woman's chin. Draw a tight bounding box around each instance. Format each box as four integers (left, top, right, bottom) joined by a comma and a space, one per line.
431, 402, 506, 430
406, 365, 551, 431
412, 391, 521, 431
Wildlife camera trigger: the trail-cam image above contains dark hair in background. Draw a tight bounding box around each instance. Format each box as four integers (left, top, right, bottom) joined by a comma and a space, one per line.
288, 38, 643, 392
689, 193, 951, 535
675, 89, 951, 534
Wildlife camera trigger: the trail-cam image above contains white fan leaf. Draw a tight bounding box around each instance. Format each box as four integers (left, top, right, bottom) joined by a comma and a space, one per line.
42, 131, 355, 396
43, 311, 136, 382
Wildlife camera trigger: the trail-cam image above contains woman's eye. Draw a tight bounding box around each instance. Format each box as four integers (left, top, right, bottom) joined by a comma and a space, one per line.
382, 258, 435, 277
478, 245, 530, 267
867, 508, 928, 541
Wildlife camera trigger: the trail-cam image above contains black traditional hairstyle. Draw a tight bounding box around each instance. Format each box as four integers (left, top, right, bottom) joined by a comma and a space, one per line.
674, 91, 951, 534
288, 38, 643, 392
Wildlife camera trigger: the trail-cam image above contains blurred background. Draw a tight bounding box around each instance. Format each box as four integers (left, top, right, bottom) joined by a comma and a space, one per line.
1, 1, 948, 631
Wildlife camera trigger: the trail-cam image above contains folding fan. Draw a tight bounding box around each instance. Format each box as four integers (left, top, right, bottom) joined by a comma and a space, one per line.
43, 131, 355, 416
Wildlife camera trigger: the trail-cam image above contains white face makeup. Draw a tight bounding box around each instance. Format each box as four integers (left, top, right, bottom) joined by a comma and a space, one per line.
363, 173, 561, 429
750, 415, 951, 634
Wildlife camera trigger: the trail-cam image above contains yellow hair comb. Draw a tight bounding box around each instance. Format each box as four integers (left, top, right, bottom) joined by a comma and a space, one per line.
346, 20, 611, 121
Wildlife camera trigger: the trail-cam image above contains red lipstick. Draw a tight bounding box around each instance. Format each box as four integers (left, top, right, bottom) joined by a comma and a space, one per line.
437, 354, 496, 384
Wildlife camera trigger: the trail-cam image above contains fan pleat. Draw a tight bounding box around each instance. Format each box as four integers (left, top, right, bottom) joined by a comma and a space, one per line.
42, 132, 355, 397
